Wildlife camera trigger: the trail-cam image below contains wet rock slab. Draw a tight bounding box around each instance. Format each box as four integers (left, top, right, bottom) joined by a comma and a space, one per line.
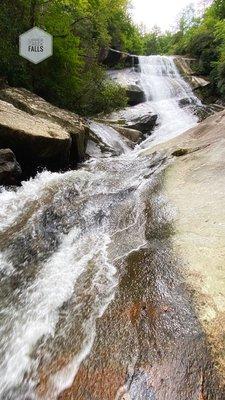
144, 109, 225, 392
48, 111, 225, 400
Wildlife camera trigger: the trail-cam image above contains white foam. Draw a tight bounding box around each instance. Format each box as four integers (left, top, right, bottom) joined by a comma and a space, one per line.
138, 55, 199, 147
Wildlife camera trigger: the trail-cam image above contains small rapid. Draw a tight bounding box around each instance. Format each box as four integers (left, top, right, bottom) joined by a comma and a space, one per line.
88, 122, 130, 155
0, 55, 201, 399
0, 151, 167, 399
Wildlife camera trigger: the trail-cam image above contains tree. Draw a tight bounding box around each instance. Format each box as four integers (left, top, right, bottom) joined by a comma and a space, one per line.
0, 0, 138, 115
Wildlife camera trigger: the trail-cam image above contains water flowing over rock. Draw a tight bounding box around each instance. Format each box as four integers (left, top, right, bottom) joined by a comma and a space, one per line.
0, 55, 224, 400
88, 122, 130, 155
138, 55, 200, 147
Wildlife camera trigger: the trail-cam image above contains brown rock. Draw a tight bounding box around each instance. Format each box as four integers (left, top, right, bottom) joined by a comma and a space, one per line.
174, 56, 210, 90
111, 125, 143, 142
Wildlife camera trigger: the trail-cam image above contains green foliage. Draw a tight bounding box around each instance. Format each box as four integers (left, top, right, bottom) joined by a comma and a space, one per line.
81, 79, 128, 115
0, 0, 139, 115
142, 27, 174, 55
108, 10, 143, 54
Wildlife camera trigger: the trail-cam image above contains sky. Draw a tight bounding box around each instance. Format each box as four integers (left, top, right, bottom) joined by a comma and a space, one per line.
131, 0, 211, 32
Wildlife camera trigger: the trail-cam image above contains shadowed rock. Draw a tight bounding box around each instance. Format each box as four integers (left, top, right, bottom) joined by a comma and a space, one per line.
126, 84, 146, 106
0, 100, 71, 176
0, 87, 88, 165
0, 148, 22, 185
125, 113, 158, 135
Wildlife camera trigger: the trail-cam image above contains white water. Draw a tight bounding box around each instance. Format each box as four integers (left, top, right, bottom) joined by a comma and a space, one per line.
0, 56, 200, 399
139, 55, 199, 147
89, 122, 130, 155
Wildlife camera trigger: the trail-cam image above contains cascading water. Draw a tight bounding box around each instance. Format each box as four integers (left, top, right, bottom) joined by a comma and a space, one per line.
0, 151, 167, 399
0, 56, 201, 399
138, 55, 200, 146
110, 56, 200, 147
88, 122, 130, 156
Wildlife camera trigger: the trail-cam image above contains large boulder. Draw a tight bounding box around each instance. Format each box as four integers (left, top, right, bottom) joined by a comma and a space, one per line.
0, 100, 71, 175
0, 148, 22, 185
124, 113, 158, 135
126, 84, 145, 106
0, 87, 88, 164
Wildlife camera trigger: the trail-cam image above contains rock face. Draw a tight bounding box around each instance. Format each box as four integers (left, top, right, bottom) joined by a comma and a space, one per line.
102, 48, 139, 69
0, 87, 88, 165
0, 100, 71, 175
144, 110, 225, 388
174, 56, 210, 90
0, 148, 22, 185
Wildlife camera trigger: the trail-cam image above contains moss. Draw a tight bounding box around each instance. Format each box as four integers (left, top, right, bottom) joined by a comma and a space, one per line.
172, 148, 189, 157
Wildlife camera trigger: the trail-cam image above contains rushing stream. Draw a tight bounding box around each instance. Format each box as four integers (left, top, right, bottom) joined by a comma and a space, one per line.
0, 56, 203, 399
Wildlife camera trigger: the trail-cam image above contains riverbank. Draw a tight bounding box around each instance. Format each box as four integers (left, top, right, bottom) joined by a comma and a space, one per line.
146, 109, 225, 393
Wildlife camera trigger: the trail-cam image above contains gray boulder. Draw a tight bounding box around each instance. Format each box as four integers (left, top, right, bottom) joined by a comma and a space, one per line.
0, 148, 22, 185
126, 84, 145, 106
125, 113, 158, 134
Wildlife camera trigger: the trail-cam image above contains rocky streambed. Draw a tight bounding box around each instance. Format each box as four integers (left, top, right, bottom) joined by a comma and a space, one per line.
40, 109, 225, 400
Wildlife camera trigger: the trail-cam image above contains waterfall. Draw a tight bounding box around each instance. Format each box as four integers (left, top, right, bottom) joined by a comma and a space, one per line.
138, 55, 199, 147
0, 56, 202, 399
